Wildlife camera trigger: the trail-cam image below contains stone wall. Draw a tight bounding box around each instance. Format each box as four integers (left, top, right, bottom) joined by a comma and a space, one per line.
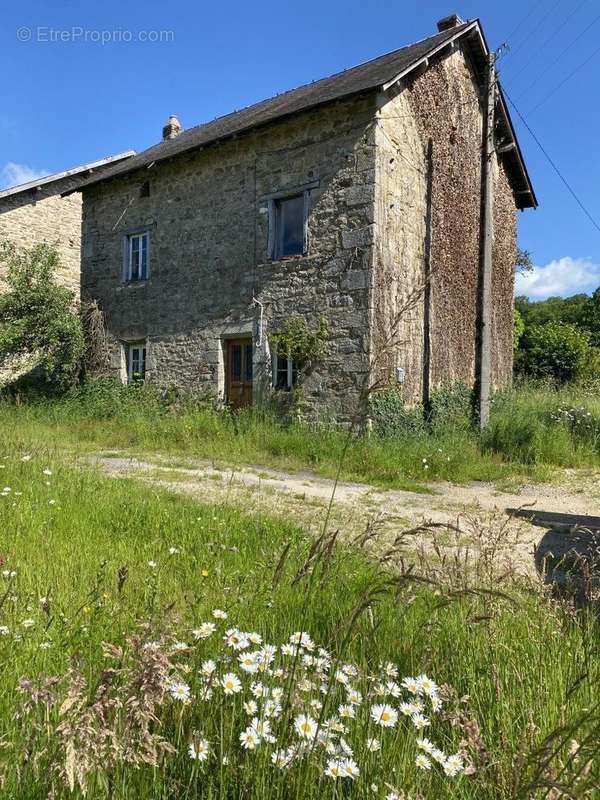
373, 44, 517, 405
0, 188, 82, 294
81, 95, 379, 420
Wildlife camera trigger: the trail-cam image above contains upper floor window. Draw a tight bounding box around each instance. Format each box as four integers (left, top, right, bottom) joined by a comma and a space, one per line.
126, 342, 147, 383
269, 193, 308, 259
125, 232, 149, 282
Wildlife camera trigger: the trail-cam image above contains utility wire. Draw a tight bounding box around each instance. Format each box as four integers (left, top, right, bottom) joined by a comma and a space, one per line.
506, 0, 563, 59
515, 7, 600, 100
502, 86, 600, 235
503, 0, 547, 50
503, 0, 588, 81
529, 40, 600, 111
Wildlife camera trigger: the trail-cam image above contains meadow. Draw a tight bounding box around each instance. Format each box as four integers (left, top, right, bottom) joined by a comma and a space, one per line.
0, 425, 598, 798
2, 378, 600, 493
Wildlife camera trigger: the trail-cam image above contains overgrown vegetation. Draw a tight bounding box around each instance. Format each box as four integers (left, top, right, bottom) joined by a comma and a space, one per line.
4, 377, 600, 490
0, 242, 84, 390
0, 444, 597, 798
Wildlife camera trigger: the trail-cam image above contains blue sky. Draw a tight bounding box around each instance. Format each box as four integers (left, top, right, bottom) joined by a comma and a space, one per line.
1, 0, 599, 300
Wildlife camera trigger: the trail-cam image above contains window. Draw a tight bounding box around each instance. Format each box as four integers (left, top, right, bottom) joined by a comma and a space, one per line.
125, 232, 149, 281
272, 348, 298, 391
126, 342, 147, 383
272, 194, 307, 259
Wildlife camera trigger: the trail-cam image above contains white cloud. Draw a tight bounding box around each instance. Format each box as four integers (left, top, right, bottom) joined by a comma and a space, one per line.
0, 162, 49, 190
515, 256, 600, 299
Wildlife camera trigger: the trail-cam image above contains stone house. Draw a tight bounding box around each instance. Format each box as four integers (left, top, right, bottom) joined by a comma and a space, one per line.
0, 151, 134, 293
70, 14, 536, 420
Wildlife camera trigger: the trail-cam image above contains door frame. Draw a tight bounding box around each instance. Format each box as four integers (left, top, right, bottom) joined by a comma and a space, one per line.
225, 337, 253, 408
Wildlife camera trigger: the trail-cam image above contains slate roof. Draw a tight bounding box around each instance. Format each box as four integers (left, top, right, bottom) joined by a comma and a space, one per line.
0, 151, 135, 202
65, 20, 536, 208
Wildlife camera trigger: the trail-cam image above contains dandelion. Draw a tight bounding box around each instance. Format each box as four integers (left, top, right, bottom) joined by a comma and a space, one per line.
193, 622, 216, 639
221, 672, 242, 695
189, 738, 210, 761
294, 714, 318, 740
169, 681, 191, 702
415, 753, 432, 770
370, 704, 398, 728
239, 727, 260, 750
212, 608, 227, 619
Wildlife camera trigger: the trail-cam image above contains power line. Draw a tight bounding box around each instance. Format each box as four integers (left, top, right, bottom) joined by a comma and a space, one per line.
503, 0, 547, 49
506, 0, 563, 59
515, 7, 600, 100
503, 0, 588, 82
502, 86, 600, 236
529, 40, 600, 111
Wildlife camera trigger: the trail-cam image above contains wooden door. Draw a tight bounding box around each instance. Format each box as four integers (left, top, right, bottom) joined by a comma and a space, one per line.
226, 338, 253, 409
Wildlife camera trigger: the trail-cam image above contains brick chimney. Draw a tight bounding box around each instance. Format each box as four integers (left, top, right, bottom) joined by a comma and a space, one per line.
162, 115, 183, 141
437, 14, 465, 31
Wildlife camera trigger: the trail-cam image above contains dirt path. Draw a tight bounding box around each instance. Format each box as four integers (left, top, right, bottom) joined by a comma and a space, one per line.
89, 453, 600, 579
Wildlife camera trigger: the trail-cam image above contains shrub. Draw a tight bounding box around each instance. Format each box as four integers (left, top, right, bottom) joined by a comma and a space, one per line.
0, 241, 84, 391
513, 307, 525, 351
518, 322, 590, 382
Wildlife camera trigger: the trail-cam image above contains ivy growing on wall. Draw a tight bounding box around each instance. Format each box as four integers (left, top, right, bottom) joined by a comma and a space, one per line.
269, 317, 329, 381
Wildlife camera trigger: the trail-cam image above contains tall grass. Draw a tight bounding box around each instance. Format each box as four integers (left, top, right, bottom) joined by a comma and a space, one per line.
7, 377, 600, 489
0, 436, 598, 797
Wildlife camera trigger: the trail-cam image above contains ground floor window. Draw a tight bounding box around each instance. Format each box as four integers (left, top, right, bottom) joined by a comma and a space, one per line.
125, 342, 147, 383
272, 349, 298, 390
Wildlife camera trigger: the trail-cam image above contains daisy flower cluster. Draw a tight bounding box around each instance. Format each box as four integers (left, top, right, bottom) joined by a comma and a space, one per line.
164, 613, 465, 789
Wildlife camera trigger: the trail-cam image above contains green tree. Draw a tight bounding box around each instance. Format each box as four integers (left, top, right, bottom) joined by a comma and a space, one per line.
0, 241, 84, 390
513, 307, 525, 351
519, 321, 590, 382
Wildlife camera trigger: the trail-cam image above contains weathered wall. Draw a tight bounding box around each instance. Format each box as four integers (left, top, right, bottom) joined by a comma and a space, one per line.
82, 96, 378, 420
374, 44, 517, 404
0, 189, 82, 294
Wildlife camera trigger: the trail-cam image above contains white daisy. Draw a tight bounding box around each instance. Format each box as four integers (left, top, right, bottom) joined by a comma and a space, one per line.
212, 608, 228, 619
221, 672, 242, 695
169, 681, 191, 702
411, 712, 430, 731
239, 727, 260, 750
415, 753, 432, 770
189, 738, 210, 761
200, 659, 217, 676
366, 737, 381, 752
340, 758, 360, 779
294, 714, 318, 740
370, 704, 398, 728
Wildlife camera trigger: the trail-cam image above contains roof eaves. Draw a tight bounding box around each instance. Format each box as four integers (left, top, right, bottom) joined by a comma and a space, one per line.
0, 150, 136, 200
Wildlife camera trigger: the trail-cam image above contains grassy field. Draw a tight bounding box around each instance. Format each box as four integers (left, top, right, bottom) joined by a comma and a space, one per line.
3, 379, 600, 491
0, 425, 598, 798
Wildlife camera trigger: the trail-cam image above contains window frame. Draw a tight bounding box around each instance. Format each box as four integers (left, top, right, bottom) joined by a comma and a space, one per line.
123, 231, 150, 283
272, 346, 297, 391
266, 182, 318, 261
125, 341, 147, 383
